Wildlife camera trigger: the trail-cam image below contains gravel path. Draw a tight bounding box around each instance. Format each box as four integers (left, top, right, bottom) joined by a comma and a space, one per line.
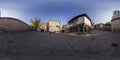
0, 30, 120, 60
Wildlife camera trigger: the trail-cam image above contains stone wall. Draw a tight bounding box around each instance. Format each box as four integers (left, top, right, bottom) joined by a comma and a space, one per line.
0, 17, 29, 31
111, 19, 120, 32
103, 26, 111, 31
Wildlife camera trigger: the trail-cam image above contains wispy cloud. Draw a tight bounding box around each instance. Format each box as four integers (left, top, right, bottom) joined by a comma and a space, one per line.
0, 0, 120, 25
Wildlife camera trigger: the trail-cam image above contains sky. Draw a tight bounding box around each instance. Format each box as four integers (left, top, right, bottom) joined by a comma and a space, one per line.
0, 0, 120, 26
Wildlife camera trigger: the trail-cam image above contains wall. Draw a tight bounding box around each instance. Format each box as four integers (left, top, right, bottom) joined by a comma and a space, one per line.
111, 19, 120, 32
39, 23, 47, 31
84, 16, 92, 26
0, 18, 29, 31
77, 16, 84, 24
48, 20, 60, 33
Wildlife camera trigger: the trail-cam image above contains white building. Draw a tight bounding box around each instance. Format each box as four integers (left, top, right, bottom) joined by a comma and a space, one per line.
48, 20, 60, 33
66, 14, 94, 32
111, 10, 120, 32
95, 23, 104, 30
39, 22, 47, 32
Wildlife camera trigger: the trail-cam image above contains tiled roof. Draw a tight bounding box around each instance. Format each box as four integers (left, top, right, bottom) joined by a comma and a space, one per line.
49, 20, 60, 23
68, 14, 93, 24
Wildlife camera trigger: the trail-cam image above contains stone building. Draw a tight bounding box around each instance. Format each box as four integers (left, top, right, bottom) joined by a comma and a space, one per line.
39, 22, 47, 32
95, 23, 104, 30
0, 17, 29, 31
111, 10, 120, 32
48, 20, 60, 33
65, 14, 94, 33
94, 23, 111, 31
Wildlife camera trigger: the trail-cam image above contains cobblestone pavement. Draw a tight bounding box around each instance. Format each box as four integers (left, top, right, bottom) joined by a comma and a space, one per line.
0, 30, 120, 60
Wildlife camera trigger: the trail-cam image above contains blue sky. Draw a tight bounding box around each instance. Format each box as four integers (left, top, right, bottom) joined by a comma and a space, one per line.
0, 0, 120, 26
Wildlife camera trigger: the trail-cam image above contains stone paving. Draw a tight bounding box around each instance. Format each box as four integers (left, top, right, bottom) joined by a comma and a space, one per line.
0, 30, 120, 60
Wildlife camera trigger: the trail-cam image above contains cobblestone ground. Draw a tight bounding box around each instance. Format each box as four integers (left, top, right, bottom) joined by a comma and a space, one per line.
0, 30, 120, 60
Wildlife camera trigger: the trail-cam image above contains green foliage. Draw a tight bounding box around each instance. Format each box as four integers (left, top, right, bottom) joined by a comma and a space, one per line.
46, 23, 49, 31
62, 25, 66, 30
105, 22, 111, 26
31, 17, 40, 30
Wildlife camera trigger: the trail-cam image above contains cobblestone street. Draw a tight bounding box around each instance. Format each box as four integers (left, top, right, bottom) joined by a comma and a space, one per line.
0, 30, 120, 60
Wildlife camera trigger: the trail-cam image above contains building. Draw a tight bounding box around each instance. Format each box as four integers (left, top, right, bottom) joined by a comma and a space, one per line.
39, 22, 47, 32
95, 23, 104, 30
0, 17, 29, 31
111, 10, 120, 32
94, 23, 111, 31
48, 20, 60, 33
65, 14, 94, 32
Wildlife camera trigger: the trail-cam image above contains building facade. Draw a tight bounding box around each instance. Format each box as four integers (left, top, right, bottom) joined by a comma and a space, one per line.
65, 14, 93, 32
39, 22, 47, 32
111, 10, 120, 32
48, 20, 60, 33
95, 23, 104, 30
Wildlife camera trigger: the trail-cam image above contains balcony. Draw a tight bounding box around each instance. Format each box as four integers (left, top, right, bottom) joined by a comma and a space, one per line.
56, 25, 59, 27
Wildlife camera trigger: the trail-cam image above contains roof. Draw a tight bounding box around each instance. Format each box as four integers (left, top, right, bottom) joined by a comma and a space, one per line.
0, 17, 29, 26
40, 22, 47, 24
49, 20, 60, 24
68, 14, 93, 24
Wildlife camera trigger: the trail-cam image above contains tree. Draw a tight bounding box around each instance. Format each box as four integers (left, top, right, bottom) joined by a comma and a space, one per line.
31, 17, 40, 30
62, 25, 66, 30
105, 22, 111, 26
46, 23, 49, 32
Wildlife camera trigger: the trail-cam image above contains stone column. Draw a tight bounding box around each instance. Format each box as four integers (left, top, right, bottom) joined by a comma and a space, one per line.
74, 27, 76, 32
70, 28, 71, 32
71, 28, 72, 32
76, 27, 78, 32
78, 27, 80, 32
76, 27, 77, 32
83, 27, 85, 32
71, 27, 73, 32
73, 27, 74, 32
79, 27, 81, 32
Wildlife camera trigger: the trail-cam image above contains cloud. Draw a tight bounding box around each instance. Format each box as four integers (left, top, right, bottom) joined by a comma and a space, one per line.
1, 0, 120, 25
